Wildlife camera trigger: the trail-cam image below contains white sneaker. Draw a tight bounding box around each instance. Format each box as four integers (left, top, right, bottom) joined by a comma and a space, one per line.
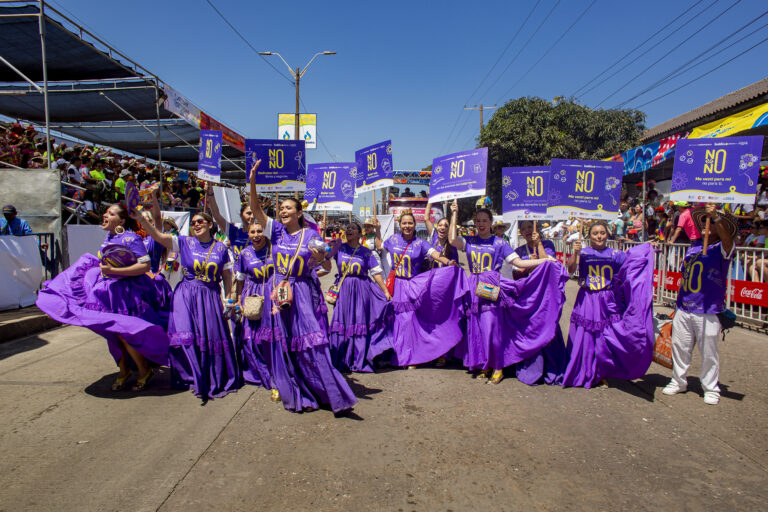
704, 392, 720, 405
662, 381, 687, 395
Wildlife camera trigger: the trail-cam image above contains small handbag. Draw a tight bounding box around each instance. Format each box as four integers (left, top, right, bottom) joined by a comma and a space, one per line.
475, 281, 500, 301
326, 245, 359, 305
243, 244, 271, 321
386, 240, 413, 296
275, 229, 306, 311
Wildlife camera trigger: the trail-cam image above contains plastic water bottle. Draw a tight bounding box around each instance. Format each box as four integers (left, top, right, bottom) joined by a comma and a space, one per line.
308, 238, 330, 253
224, 298, 235, 319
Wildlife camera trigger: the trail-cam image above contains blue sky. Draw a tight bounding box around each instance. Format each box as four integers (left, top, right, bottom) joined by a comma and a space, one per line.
48, 0, 768, 173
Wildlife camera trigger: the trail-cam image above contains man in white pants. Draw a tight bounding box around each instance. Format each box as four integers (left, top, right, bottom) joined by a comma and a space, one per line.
662, 204, 736, 405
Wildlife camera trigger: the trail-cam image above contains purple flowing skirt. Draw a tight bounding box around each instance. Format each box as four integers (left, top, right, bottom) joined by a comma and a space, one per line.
390, 266, 470, 366
168, 279, 242, 399
561, 244, 654, 388
36, 254, 169, 366
236, 278, 273, 387
454, 261, 568, 371
515, 327, 567, 385
329, 275, 393, 373
257, 274, 357, 413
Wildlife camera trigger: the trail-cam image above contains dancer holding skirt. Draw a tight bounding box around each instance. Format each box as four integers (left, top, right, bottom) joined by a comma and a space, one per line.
37, 204, 169, 391
561, 220, 654, 388
134, 211, 242, 402
449, 201, 568, 384
509, 220, 568, 385
248, 160, 358, 415
233, 221, 276, 393
328, 222, 393, 373
383, 209, 469, 367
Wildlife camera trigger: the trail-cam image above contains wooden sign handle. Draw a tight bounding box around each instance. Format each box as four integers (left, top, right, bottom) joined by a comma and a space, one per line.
702, 216, 710, 256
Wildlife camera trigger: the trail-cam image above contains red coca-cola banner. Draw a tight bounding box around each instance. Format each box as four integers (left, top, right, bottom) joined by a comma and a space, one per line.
200, 112, 245, 152
653, 269, 683, 291
555, 252, 573, 264
730, 279, 768, 307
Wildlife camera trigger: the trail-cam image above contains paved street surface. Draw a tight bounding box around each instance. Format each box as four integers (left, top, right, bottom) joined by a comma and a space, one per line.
1, 280, 766, 511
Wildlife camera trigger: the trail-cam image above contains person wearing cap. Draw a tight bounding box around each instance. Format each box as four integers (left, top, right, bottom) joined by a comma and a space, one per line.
663, 203, 736, 405
1, 205, 34, 235
492, 219, 511, 243
668, 201, 701, 246
115, 169, 131, 198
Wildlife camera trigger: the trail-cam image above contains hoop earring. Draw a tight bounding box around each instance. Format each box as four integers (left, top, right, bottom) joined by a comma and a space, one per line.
115, 225, 125, 235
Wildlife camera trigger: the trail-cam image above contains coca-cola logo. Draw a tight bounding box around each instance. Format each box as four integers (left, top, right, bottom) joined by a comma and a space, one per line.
740, 287, 764, 300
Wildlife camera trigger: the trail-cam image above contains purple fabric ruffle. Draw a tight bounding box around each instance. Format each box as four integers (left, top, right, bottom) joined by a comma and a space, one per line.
36, 254, 170, 366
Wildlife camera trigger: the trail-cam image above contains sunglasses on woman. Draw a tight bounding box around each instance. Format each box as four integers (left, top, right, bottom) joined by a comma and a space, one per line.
190, 219, 208, 226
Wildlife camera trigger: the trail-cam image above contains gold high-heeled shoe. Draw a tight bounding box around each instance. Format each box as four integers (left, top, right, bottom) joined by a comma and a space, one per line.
111, 371, 132, 391
270, 389, 281, 403
132, 369, 154, 391
474, 370, 490, 380
435, 357, 447, 367
489, 370, 503, 385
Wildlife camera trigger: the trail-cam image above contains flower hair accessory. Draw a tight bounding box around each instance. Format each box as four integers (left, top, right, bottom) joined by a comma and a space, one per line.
398, 208, 414, 222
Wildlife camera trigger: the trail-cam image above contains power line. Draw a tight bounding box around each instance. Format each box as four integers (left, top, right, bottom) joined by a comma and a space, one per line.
596, 0, 743, 107
204, 0, 295, 85
496, 0, 596, 104
571, 0, 704, 97
476, 0, 563, 102
463, 0, 543, 105
634, 34, 768, 109
577, 0, 719, 100
439, 110, 468, 154
614, 10, 768, 109
299, 98, 338, 162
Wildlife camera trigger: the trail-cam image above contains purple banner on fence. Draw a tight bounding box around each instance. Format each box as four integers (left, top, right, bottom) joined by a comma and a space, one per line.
198, 130, 222, 183
354, 140, 393, 193
501, 166, 552, 222
305, 162, 355, 212
670, 136, 764, 204
428, 147, 488, 203
245, 139, 306, 192
547, 159, 622, 220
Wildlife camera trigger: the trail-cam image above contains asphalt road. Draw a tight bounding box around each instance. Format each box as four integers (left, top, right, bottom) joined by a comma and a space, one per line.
0, 280, 766, 511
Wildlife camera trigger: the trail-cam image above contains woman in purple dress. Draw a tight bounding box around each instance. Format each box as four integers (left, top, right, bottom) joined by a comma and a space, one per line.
424, 202, 459, 268
37, 204, 169, 391
509, 220, 568, 385
233, 221, 277, 396
328, 222, 392, 373
134, 211, 242, 402
248, 160, 357, 415
561, 220, 654, 388
383, 209, 468, 368
448, 201, 568, 384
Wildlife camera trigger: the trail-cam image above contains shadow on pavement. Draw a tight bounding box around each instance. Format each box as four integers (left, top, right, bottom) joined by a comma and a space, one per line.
346, 376, 383, 401
84, 367, 186, 399
0, 336, 49, 361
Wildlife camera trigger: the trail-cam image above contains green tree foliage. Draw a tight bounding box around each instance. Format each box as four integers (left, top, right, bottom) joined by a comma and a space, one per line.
475, 96, 645, 214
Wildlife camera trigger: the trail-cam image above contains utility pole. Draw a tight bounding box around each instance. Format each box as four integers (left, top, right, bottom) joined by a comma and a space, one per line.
464, 104, 497, 133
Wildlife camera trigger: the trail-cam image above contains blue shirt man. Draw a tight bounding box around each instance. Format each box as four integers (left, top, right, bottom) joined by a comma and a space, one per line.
1, 205, 34, 235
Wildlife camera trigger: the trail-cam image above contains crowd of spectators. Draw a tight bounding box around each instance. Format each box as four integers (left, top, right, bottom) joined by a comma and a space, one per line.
1, 121, 207, 224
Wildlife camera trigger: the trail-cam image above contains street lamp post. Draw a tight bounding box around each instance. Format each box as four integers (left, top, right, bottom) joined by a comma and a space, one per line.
258, 51, 336, 144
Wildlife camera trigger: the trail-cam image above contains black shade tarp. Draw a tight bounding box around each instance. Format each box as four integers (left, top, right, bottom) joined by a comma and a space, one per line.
0, 5, 142, 82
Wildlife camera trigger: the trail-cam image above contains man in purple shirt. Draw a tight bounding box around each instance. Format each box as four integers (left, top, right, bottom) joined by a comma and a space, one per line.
663, 204, 736, 406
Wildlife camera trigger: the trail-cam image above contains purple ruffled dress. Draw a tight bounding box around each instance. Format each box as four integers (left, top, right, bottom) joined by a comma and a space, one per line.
36, 230, 170, 366
234, 244, 275, 387
257, 220, 357, 414
328, 243, 393, 373
512, 240, 568, 385
561, 244, 654, 388
384, 234, 470, 366
167, 236, 242, 399
453, 235, 568, 372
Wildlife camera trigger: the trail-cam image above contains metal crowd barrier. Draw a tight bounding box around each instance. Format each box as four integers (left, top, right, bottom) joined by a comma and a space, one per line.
21, 232, 59, 283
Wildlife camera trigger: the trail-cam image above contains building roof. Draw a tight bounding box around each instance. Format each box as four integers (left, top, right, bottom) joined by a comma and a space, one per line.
642, 77, 768, 142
